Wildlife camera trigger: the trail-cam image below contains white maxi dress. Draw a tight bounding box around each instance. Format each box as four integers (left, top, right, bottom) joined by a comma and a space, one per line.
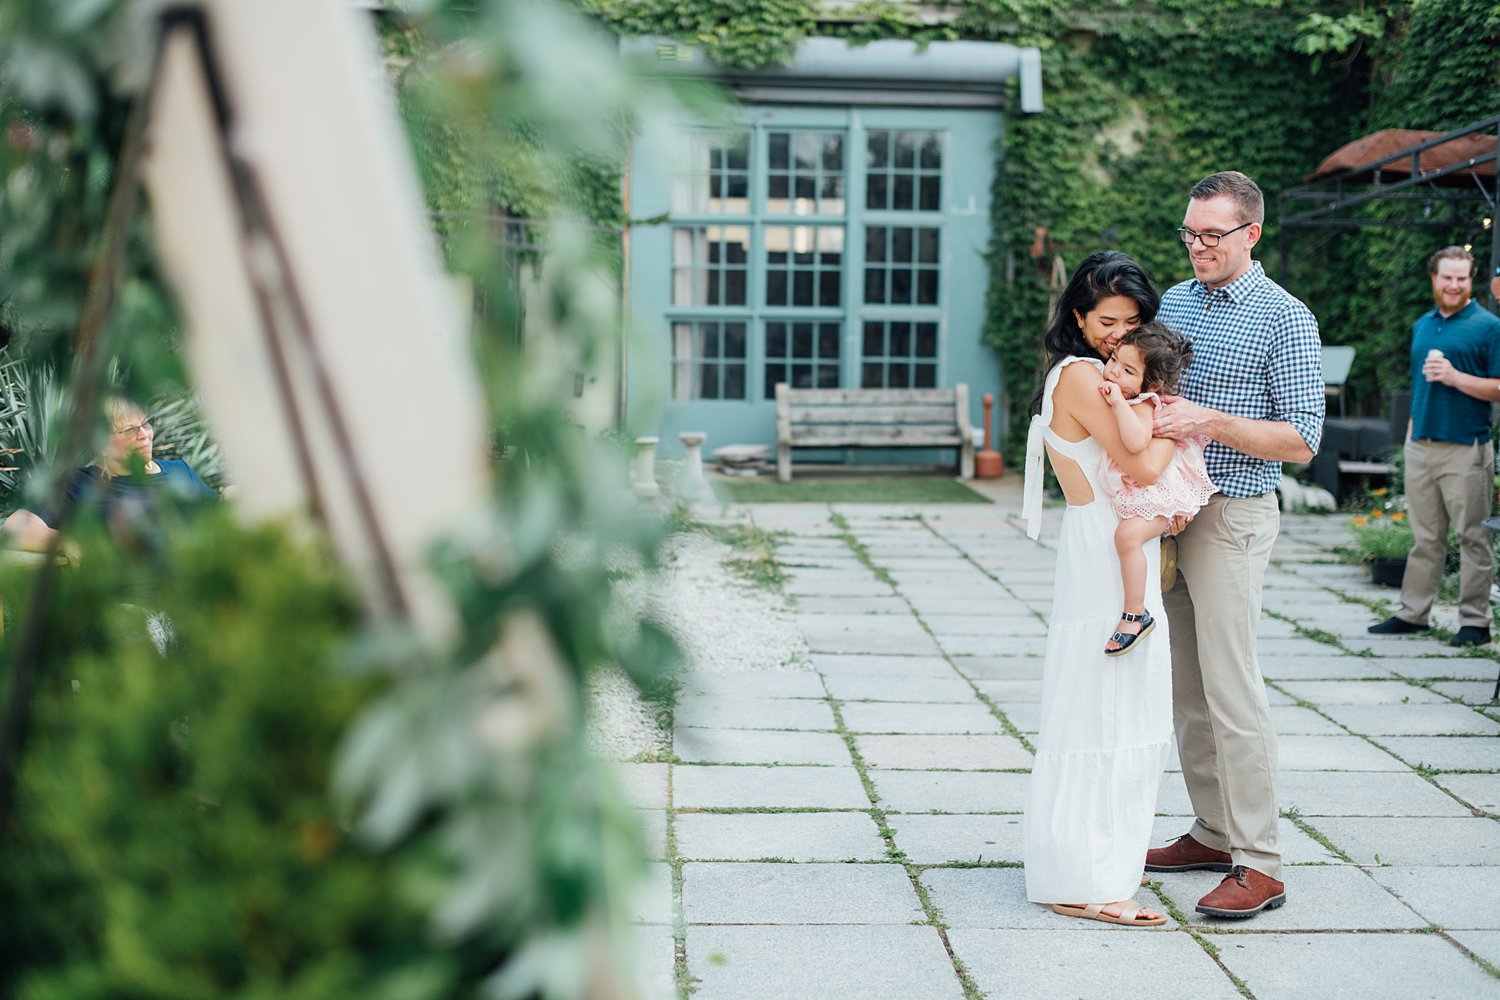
1020, 356, 1174, 905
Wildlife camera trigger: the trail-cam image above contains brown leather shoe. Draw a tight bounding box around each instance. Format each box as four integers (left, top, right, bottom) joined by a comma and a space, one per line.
1195, 866, 1286, 919
1144, 834, 1232, 873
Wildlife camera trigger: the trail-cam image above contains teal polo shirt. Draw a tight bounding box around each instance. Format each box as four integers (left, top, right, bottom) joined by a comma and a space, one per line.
1409, 299, 1500, 444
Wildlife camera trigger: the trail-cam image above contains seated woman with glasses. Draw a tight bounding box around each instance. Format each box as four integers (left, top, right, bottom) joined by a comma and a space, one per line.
0, 396, 218, 554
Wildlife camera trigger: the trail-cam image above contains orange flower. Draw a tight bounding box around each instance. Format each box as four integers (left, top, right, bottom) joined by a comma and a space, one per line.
1353, 516, 1368, 527
1371, 488, 1388, 496
1392, 512, 1405, 521
1371, 510, 1384, 518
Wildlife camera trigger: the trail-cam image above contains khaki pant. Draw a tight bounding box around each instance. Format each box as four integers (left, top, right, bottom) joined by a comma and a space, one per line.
1162, 491, 1282, 879
1398, 439, 1495, 629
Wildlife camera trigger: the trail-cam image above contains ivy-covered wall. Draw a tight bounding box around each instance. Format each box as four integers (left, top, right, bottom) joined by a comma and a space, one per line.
580, 0, 1500, 459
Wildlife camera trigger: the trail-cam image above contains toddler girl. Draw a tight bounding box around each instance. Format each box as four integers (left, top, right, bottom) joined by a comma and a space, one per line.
1097, 322, 1214, 656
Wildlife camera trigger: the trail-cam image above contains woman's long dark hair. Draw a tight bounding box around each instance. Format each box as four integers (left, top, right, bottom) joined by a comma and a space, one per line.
1029, 250, 1160, 415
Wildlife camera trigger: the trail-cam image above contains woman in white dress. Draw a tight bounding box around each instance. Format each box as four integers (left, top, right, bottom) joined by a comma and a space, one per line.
1020, 251, 1180, 927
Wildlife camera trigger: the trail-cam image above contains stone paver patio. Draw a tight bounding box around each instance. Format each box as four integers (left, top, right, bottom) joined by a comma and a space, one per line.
619, 477, 1500, 999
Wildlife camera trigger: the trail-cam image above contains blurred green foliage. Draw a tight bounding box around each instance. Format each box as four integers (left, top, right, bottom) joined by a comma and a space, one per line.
1, 1, 683, 997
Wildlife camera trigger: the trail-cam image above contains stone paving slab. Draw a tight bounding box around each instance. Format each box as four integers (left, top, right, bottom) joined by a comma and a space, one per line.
1367, 865, 1500, 929
677, 671, 826, 700
674, 728, 853, 766
1278, 769, 1474, 817
1377, 735, 1500, 770
922, 867, 1179, 930
639, 810, 667, 860
1277, 734, 1407, 770
686, 925, 963, 1000
921, 613, 1048, 637
1379, 657, 1500, 681
613, 762, 669, 810
1451, 930, 1500, 971
1214, 933, 1500, 1000
790, 595, 911, 615
1258, 656, 1394, 681
811, 653, 957, 678
902, 596, 1035, 617
824, 676, 979, 703
1309, 815, 1500, 865
885, 813, 1023, 864
938, 634, 1051, 657
968, 679, 1044, 702
870, 769, 1030, 813
948, 928, 1242, 1000
799, 614, 944, 655
1155, 864, 1426, 930
949, 657, 1047, 680
1432, 679, 1500, 704
681, 862, 923, 924
1434, 773, 1500, 812
1268, 705, 1347, 735
675, 695, 836, 731
855, 733, 1032, 770
841, 701, 1003, 735
1258, 636, 1356, 657
1344, 635, 1470, 658
675, 812, 888, 862
631, 861, 674, 924
1322, 702, 1500, 736
1277, 679, 1447, 705
630, 924, 676, 1000
673, 765, 871, 809
995, 701, 1040, 733
783, 576, 894, 598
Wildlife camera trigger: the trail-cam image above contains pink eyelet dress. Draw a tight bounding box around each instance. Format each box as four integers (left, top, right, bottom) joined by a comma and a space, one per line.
1096, 392, 1216, 523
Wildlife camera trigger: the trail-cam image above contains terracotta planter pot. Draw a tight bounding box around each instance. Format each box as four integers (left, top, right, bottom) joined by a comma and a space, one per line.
1369, 556, 1407, 587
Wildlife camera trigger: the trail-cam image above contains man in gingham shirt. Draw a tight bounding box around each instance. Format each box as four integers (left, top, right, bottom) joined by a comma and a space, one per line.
1143, 171, 1324, 919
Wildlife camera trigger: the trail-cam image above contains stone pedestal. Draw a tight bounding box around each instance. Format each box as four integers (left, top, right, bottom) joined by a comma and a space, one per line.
678, 431, 708, 500
633, 437, 660, 498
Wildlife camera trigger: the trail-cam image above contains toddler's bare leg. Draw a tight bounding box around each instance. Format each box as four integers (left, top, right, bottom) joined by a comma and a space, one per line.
1106, 515, 1172, 652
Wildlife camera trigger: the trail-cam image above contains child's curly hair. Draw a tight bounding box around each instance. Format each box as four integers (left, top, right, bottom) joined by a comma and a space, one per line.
1118, 321, 1193, 395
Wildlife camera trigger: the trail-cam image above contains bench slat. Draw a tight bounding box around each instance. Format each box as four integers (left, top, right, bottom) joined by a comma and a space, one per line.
783, 388, 957, 405
789, 404, 959, 424
787, 425, 964, 446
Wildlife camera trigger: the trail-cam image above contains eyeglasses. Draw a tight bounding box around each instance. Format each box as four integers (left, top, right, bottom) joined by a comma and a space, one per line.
112, 417, 153, 438
1177, 222, 1253, 248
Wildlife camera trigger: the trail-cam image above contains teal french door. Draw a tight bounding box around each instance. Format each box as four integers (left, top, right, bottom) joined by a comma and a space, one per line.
629, 104, 1001, 452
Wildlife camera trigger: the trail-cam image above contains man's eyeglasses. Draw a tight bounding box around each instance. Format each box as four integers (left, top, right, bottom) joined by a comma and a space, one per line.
1177, 222, 1253, 248
112, 417, 153, 438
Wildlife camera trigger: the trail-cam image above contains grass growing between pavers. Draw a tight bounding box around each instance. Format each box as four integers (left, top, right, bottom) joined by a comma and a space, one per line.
1280, 806, 1357, 863
825, 511, 1040, 752
821, 687, 986, 1000
714, 476, 992, 505
699, 521, 791, 595
828, 512, 897, 588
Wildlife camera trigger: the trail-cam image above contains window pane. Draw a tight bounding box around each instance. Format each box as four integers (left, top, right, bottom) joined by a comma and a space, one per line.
918, 227, 940, 263
893, 174, 914, 211
894, 133, 916, 168
914, 363, 937, 388
866, 174, 887, 210
674, 131, 750, 214
891, 321, 911, 356
863, 322, 885, 356
867, 131, 889, 169
920, 134, 941, 169
862, 364, 882, 388
917, 269, 938, 305
891, 269, 912, 304
672, 320, 748, 400
915, 322, 938, 357
893, 228, 913, 263
919, 175, 941, 211
769, 132, 789, 170
818, 324, 840, 358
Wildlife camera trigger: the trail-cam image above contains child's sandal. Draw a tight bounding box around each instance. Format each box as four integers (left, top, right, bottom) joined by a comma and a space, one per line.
1105, 610, 1155, 657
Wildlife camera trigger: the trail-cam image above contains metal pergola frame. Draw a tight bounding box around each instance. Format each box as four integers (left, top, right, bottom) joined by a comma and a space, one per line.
1278, 113, 1500, 304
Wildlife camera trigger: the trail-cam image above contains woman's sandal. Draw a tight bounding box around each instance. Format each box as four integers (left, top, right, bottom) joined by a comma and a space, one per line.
1052, 900, 1167, 927
1104, 610, 1155, 657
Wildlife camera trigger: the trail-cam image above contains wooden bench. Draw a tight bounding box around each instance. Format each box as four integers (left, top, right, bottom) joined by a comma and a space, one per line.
775, 383, 975, 483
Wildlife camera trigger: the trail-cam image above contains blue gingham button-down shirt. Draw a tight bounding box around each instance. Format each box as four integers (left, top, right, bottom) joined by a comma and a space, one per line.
1158, 261, 1324, 498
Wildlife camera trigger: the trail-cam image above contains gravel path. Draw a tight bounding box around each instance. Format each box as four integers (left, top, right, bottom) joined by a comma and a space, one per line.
586, 527, 808, 760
